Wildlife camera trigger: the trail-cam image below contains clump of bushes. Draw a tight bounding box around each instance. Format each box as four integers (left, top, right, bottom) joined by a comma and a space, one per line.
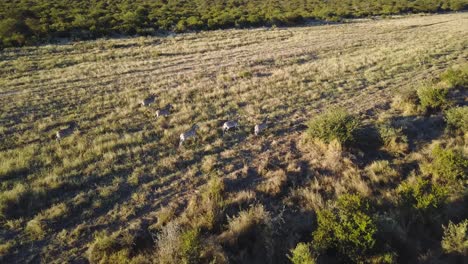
416, 85, 448, 112
440, 65, 468, 89
422, 145, 468, 183
306, 108, 360, 146
312, 194, 377, 262
441, 220, 468, 255
444, 106, 468, 132
288, 243, 316, 264
398, 177, 448, 213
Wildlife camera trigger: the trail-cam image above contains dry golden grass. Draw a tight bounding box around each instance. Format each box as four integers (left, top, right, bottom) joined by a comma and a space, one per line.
0, 13, 467, 262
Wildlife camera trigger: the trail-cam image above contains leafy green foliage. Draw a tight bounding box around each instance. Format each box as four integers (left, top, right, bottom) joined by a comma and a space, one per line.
440, 65, 468, 89
306, 108, 360, 145
445, 106, 468, 132
416, 85, 448, 112
398, 177, 448, 212
288, 243, 315, 264
428, 145, 468, 182
312, 194, 377, 262
1, 0, 466, 48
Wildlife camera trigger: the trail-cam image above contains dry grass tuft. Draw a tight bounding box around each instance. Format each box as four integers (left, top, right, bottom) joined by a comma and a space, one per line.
256, 169, 288, 196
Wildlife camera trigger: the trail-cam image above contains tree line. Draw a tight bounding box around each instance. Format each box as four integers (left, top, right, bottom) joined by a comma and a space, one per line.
0, 0, 467, 48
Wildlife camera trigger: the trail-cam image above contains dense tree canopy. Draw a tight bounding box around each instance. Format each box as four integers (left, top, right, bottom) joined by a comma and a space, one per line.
0, 0, 467, 48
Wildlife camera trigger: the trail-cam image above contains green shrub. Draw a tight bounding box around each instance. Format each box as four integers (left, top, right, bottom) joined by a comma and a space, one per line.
312, 194, 377, 262
444, 106, 468, 132
440, 65, 468, 89
306, 109, 360, 145
398, 177, 448, 212
416, 85, 448, 112
425, 145, 468, 182
441, 219, 468, 254
288, 243, 315, 264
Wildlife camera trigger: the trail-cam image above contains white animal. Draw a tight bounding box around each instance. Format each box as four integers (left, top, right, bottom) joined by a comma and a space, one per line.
179, 124, 199, 147
141, 95, 156, 106
56, 122, 77, 141
254, 118, 268, 136
156, 104, 173, 118
222, 120, 239, 136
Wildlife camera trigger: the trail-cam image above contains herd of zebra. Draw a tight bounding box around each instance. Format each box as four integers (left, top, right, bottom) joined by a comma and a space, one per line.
56, 95, 268, 147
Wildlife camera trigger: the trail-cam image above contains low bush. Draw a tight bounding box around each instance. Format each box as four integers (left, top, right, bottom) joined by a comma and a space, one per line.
306, 108, 360, 146
312, 194, 377, 262
288, 243, 315, 264
444, 106, 468, 132
398, 177, 448, 212
441, 219, 468, 255
423, 145, 468, 183
440, 65, 468, 89
416, 85, 448, 112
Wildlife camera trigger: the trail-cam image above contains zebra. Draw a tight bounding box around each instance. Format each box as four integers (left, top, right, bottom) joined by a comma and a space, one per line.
156, 104, 173, 118
141, 95, 156, 107
56, 122, 77, 141
222, 120, 239, 136
179, 124, 199, 147
254, 118, 268, 136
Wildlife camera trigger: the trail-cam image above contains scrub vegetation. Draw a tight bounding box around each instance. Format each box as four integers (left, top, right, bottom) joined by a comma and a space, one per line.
1, 0, 468, 48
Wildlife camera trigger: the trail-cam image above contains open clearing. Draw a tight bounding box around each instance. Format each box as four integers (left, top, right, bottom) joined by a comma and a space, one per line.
0, 13, 467, 263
